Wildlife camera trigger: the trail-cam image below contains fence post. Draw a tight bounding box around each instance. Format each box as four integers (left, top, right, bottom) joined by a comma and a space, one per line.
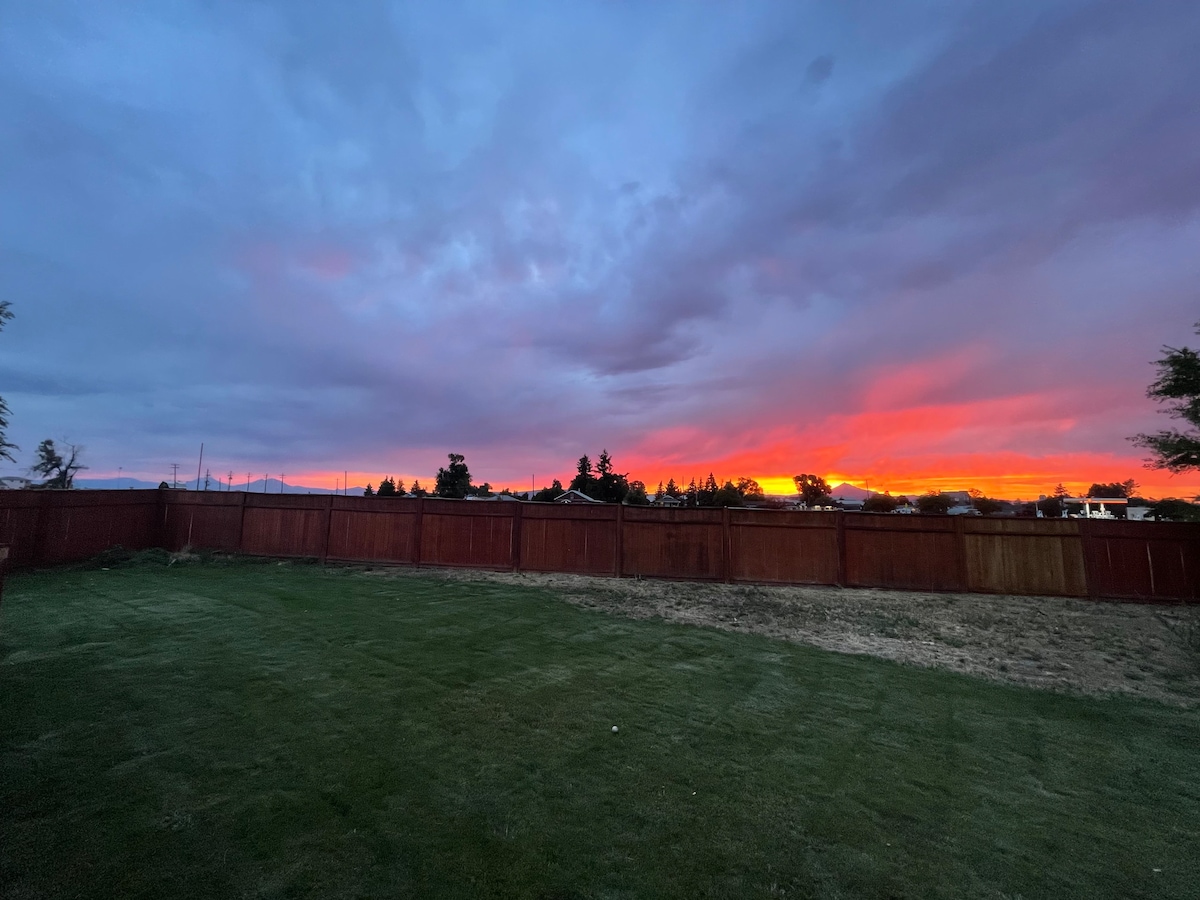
235, 491, 248, 555
1078, 518, 1100, 601
32, 491, 51, 567
511, 501, 523, 573
321, 494, 334, 564
836, 511, 847, 587
413, 496, 425, 568
953, 514, 969, 592
156, 485, 170, 551
721, 506, 732, 584
615, 503, 625, 578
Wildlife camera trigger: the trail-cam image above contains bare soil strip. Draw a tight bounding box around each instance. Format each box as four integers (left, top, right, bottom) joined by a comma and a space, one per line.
370, 567, 1200, 706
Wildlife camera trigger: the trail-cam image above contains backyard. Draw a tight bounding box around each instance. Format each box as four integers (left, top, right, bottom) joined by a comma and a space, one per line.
1, 554, 1198, 899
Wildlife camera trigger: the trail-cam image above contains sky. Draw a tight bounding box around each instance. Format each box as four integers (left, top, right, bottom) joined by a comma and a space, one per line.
1, 0, 1198, 499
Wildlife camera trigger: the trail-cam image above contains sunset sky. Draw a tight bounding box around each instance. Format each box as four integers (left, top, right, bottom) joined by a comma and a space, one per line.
2, 1, 1198, 499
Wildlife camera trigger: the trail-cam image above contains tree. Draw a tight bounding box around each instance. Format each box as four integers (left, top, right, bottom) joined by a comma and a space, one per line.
1149, 498, 1200, 522
973, 496, 1003, 516
570, 455, 594, 496
916, 492, 953, 515
862, 493, 899, 513
435, 453, 473, 498
1037, 496, 1064, 518
625, 480, 650, 505
654, 481, 664, 503
665, 478, 681, 498
410, 479, 427, 497
0, 302, 14, 462
735, 477, 764, 500
1085, 479, 1138, 499
1133, 321, 1200, 473
712, 480, 744, 507
685, 477, 699, 507
377, 476, 397, 497
698, 473, 719, 507
363, 483, 375, 497
591, 449, 630, 503
31, 439, 86, 488
532, 478, 563, 502
1052, 483, 1070, 499
794, 473, 832, 508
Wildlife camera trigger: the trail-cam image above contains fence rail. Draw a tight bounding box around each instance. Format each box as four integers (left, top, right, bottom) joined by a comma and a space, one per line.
1, 489, 1197, 603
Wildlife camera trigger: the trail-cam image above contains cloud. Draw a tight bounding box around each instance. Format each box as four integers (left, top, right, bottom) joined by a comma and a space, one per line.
0, 0, 1197, 498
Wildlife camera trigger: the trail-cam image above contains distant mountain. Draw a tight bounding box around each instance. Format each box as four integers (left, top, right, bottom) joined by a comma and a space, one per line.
829, 482, 873, 501
74, 477, 367, 495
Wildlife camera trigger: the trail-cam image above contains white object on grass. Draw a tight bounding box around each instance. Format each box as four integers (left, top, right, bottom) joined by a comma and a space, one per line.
611, 726, 619, 733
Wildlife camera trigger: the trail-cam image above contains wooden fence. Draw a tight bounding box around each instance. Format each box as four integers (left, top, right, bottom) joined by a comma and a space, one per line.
1, 489, 1198, 603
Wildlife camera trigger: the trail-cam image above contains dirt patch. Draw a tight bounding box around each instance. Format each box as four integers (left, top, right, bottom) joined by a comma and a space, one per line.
362, 566, 1200, 706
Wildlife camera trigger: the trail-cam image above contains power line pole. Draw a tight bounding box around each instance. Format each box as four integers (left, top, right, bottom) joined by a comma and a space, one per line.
195, 443, 204, 493
171, 463, 179, 488
228, 471, 233, 492
203, 469, 210, 492
246, 472, 252, 491
280, 474, 285, 494
263, 474, 268, 494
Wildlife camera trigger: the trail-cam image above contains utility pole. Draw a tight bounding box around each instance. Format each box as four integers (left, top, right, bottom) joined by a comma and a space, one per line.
171, 463, 179, 488
203, 469, 211, 491
263, 474, 268, 494
246, 472, 252, 491
280, 474, 285, 494
228, 471, 233, 492
344, 471, 348, 496
195, 443, 204, 493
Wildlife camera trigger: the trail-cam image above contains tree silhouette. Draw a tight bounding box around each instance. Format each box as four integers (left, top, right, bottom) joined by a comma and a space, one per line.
1133, 320, 1200, 473
435, 453, 473, 498
31, 439, 86, 489
0, 303, 15, 462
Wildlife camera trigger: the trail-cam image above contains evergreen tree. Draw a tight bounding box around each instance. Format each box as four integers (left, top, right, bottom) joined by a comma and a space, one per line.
569, 455, 595, 496
1133, 320, 1200, 473
410, 479, 427, 497
686, 477, 698, 507
591, 448, 630, 503
654, 481, 664, 503
698, 473, 719, 506
363, 483, 375, 497
665, 478, 680, 498
377, 476, 396, 497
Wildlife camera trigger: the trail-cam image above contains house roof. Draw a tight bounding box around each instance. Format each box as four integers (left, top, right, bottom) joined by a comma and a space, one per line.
553, 489, 600, 503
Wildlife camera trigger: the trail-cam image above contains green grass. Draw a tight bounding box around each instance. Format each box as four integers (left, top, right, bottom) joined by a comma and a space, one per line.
1, 558, 1197, 899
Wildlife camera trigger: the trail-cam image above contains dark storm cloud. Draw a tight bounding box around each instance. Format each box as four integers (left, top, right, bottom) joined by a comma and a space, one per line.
1, 0, 1197, 487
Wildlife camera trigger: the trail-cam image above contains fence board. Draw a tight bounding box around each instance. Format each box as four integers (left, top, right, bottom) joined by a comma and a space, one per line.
163, 492, 244, 553
327, 508, 418, 563
845, 515, 962, 591
1082, 520, 1200, 601
520, 505, 618, 574
419, 499, 514, 569
621, 507, 724, 580
728, 510, 840, 584
22, 491, 160, 564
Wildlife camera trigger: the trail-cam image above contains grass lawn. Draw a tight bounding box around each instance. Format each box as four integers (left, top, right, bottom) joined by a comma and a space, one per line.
1, 557, 1197, 899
